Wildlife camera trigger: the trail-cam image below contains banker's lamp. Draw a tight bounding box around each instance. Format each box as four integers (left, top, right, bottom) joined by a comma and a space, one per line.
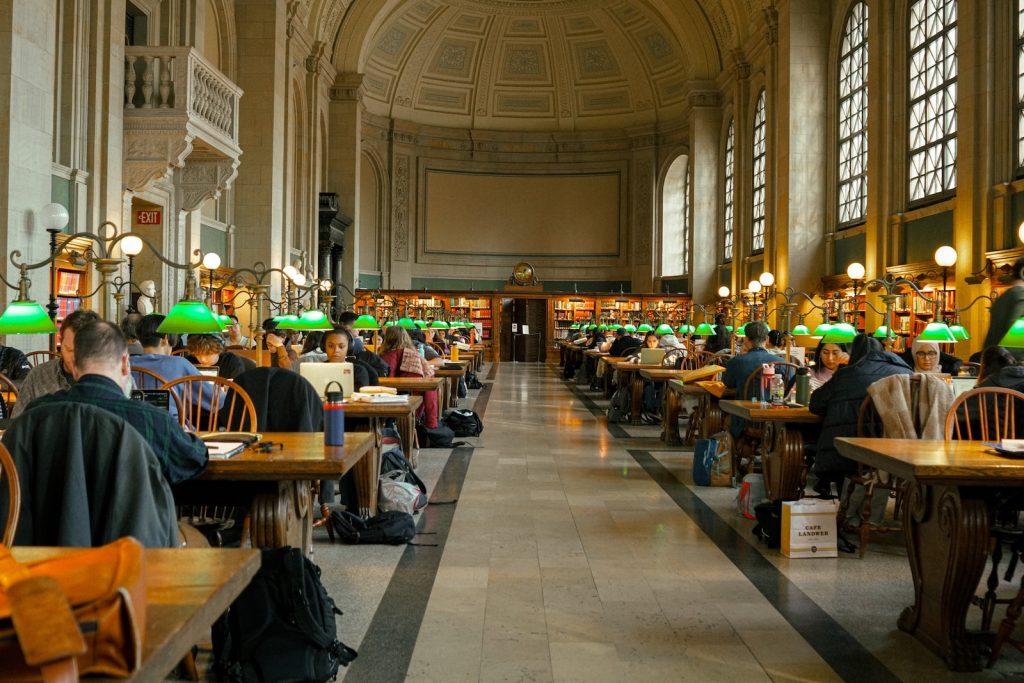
822, 322, 857, 344
999, 318, 1024, 348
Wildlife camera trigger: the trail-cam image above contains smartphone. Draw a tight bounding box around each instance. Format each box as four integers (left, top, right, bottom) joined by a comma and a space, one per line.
131, 389, 171, 411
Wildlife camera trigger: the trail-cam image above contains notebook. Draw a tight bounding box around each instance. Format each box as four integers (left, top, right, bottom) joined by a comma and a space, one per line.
300, 362, 354, 399
950, 377, 976, 398
639, 348, 666, 366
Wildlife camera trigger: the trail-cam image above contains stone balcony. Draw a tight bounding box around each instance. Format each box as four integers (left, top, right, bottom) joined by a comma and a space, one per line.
123, 46, 243, 210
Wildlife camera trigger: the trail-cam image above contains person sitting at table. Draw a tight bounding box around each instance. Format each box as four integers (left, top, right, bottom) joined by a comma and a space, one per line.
120, 313, 145, 356
263, 318, 301, 369
12, 309, 100, 418
185, 333, 247, 380
658, 329, 685, 351
336, 311, 366, 354
901, 338, 962, 375
766, 330, 788, 358
721, 322, 778, 439
24, 320, 208, 484
608, 327, 642, 358
377, 326, 439, 428
977, 346, 1018, 386
705, 314, 732, 354
809, 335, 912, 506
643, 331, 659, 349
299, 331, 327, 362
809, 339, 850, 391
130, 314, 224, 421
225, 314, 251, 349
410, 328, 445, 367
424, 327, 449, 355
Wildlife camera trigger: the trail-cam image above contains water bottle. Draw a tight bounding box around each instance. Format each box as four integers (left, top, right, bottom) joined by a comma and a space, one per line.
760, 364, 775, 406
770, 372, 785, 405
794, 367, 811, 405
324, 381, 345, 446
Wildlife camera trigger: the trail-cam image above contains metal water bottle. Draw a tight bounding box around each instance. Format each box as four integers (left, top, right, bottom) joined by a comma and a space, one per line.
324, 380, 345, 446
794, 367, 811, 406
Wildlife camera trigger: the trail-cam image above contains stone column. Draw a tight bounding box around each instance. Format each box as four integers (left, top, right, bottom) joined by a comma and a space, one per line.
688, 89, 722, 305
774, 0, 829, 295
728, 51, 751, 295
631, 142, 657, 292
0, 0, 58, 325
327, 73, 363, 295
233, 0, 287, 296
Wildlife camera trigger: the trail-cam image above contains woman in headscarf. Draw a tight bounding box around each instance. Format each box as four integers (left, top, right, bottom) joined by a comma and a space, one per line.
910, 339, 942, 373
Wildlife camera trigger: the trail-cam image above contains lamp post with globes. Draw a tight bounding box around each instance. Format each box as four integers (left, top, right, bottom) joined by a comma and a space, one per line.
201, 251, 222, 309
846, 262, 866, 332
747, 279, 763, 321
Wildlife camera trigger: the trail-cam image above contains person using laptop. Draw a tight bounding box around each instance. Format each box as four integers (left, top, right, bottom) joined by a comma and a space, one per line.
23, 320, 207, 484
185, 334, 246, 379
608, 327, 642, 358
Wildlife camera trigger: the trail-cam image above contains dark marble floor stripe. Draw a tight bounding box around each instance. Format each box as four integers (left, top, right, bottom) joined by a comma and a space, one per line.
628, 449, 899, 683
347, 369, 495, 681
485, 361, 498, 381
562, 377, 631, 438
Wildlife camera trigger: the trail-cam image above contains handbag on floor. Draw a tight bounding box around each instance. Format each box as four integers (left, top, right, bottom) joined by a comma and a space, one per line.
330, 510, 417, 545
379, 471, 428, 514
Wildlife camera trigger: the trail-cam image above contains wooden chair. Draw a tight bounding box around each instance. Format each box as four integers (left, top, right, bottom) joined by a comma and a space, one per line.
942, 387, 1024, 664
171, 348, 190, 357
837, 394, 912, 558
0, 440, 20, 546
24, 350, 59, 367
0, 372, 17, 419
233, 348, 272, 368
662, 348, 686, 369
160, 375, 257, 433
428, 341, 446, 357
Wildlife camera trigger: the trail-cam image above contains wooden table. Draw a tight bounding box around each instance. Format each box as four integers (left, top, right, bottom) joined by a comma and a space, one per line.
719, 400, 820, 501
671, 380, 727, 444
668, 381, 707, 445
613, 362, 665, 425
641, 369, 689, 445
434, 366, 467, 413
174, 432, 376, 555
833, 438, 1024, 671
379, 376, 446, 393
345, 395, 423, 466
11, 547, 260, 682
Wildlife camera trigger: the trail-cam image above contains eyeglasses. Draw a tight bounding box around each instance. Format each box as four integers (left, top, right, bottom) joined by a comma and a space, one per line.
249, 441, 284, 453
915, 351, 938, 358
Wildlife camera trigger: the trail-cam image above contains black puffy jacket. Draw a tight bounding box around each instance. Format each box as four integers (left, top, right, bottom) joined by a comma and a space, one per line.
809, 349, 913, 474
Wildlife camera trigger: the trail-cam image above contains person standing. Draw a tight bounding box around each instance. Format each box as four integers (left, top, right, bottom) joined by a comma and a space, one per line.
983, 256, 1024, 360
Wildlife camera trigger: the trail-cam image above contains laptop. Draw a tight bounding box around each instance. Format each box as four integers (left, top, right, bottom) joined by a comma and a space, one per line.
639, 348, 666, 366
300, 362, 354, 399
951, 377, 976, 398
131, 389, 171, 412
196, 367, 220, 378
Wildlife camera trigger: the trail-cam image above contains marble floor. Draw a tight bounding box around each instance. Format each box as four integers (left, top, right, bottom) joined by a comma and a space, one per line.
226, 362, 1024, 681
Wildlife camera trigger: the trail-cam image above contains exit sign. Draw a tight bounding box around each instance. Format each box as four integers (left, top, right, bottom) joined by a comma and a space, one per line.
136, 209, 161, 225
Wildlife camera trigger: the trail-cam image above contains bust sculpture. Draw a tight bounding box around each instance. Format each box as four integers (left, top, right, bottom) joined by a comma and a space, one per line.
137, 280, 157, 315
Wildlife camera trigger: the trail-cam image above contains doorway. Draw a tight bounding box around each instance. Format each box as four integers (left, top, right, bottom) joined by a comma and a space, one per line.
500, 298, 547, 362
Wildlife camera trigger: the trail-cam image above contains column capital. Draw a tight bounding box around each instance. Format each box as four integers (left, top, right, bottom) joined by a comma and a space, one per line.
330, 73, 364, 102
731, 49, 751, 80
763, 7, 778, 47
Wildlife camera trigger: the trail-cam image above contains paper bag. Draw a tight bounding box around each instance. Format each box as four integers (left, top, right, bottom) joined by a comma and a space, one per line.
781, 498, 838, 558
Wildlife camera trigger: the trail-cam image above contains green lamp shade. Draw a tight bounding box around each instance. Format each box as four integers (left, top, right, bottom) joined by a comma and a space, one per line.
290, 310, 334, 331
791, 324, 810, 335
157, 300, 223, 334
637, 323, 654, 333
414, 319, 427, 329
397, 317, 416, 329
597, 324, 608, 331
725, 325, 734, 332
609, 324, 622, 331
949, 323, 970, 341
873, 326, 896, 339
812, 322, 833, 336
917, 321, 957, 343
569, 323, 579, 330
736, 324, 747, 337
655, 323, 674, 335
822, 322, 857, 344
0, 301, 57, 334
430, 320, 449, 329
217, 314, 232, 331
694, 322, 716, 336
677, 324, 695, 335
273, 314, 300, 329
999, 318, 1024, 347
624, 324, 637, 333
353, 314, 378, 329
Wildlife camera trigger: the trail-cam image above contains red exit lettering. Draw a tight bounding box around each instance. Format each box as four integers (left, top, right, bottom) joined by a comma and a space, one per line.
136, 210, 162, 225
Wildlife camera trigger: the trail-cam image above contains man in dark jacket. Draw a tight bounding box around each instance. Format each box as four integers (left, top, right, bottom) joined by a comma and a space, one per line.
26, 320, 208, 485
809, 335, 912, 492
608, 328, 642, 357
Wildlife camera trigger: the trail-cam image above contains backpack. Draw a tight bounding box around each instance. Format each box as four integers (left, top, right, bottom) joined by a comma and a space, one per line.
444, 408, 483, 437
330, 510, 417, 544
381, 448, 427, 494
416, 423, 462, 448
213, 547, 357, 682
607, 387, 630, 423
693, 432, 733, 487
465, 371, 483, 390
751, 501, 783, 548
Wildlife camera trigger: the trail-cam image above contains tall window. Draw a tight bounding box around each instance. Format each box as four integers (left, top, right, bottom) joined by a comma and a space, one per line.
838, 2, 868, 225
723, 119, 735, 262
661, 157, 689, 277
1018, 0, 1024, 171
751, 90, 767, 253
908, 0, 957, 203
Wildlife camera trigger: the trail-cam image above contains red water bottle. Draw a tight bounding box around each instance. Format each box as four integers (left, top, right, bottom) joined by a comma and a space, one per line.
324, 380, 345, 446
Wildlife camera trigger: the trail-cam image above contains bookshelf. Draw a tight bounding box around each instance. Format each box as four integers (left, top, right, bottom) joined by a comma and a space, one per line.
552, 296, 596, 340
54, 266, 86, 323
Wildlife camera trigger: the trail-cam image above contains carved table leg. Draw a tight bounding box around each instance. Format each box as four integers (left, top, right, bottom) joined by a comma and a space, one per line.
703, 397, 723, 439
604, 366, 615, 399
763, 424, 807, 502
351, 443, 381, 518
630, 372, 644, 426
250, 480, 311, 554
685, 395, 704, 446
898, 482, 990, 671
664, 386, 682, 446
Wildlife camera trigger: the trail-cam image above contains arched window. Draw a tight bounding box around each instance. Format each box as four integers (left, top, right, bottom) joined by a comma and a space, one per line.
661, 156, 689, 277
838, 2, 868, 226
751, 90, 767, 253
1018, 0, 1024, 172
723, 119, 735, 262
908, 0, 957, 203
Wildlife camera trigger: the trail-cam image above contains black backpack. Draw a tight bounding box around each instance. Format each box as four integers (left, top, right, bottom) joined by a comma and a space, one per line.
751, 501, 782, 548
330, 510, 416, 544
416, 423, 461, 448
607, 387, 631, 423
213, 547, 357, 682
381, 448, 427, 494
465, 371, 483, 390
444, 409, 483, 437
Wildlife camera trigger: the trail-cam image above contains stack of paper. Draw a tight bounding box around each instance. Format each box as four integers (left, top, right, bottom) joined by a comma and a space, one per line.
347, 392, 410, 404
360, 386, 398, 395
